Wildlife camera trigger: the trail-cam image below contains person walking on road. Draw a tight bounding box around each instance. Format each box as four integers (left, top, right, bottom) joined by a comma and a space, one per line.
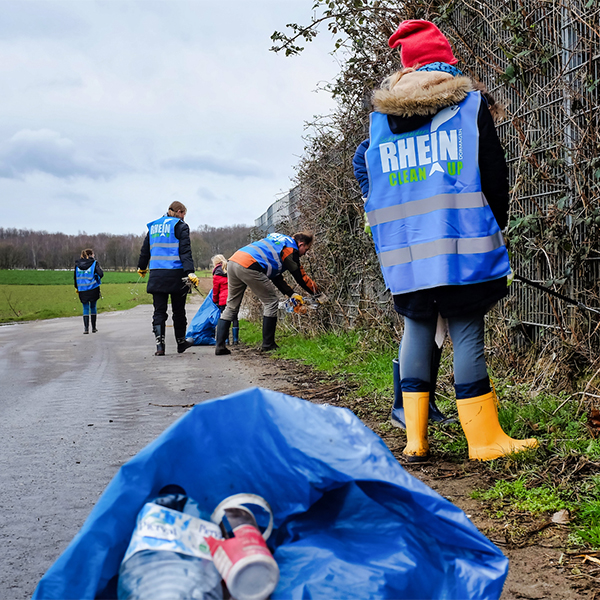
137, 201, 199, 356
354, 19, 538, 462
211, 254, 239, 345
74, 248, 103, 335
215, 232, 319, 355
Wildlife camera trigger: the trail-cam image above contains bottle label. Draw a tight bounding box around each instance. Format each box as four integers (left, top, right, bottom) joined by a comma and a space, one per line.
123, 502, 223, 563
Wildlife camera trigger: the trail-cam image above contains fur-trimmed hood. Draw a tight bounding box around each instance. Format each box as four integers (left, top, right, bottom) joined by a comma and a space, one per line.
372, 69, 473, 117
372, 69, 503, 121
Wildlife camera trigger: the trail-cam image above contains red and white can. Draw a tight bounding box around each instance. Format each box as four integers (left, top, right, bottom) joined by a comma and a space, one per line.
208, 494, 279, 600
207, 525, 279, 600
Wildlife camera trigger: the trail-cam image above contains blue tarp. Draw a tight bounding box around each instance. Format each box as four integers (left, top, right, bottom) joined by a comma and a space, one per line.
185, 290, 220, 345
33, 387, 508, 600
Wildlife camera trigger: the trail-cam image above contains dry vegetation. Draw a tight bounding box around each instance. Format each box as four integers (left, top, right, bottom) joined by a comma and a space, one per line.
269, 0, 600, 402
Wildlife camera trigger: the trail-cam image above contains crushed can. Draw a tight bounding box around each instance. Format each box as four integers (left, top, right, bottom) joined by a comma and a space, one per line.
207, 494, 279, 600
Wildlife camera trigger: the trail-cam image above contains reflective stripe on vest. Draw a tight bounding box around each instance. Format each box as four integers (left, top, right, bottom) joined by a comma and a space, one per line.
238, 233, 297, 278
75, 261, 100, 292
147, 215, 183, 270
364, 91, 510, 295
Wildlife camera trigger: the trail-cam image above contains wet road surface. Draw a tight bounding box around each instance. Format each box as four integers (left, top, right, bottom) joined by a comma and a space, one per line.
0, 300, 270, 599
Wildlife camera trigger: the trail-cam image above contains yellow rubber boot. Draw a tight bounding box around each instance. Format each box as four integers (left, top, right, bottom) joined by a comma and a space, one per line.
402, 392, 430, 462
457, 391, 538, 461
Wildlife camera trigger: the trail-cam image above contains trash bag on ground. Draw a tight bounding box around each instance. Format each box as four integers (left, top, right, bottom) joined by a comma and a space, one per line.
33, 387, 508, 600
185, 290, 220, 345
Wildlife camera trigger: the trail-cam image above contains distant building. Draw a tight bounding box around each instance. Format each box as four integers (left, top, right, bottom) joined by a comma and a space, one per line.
254, 186, 300, 233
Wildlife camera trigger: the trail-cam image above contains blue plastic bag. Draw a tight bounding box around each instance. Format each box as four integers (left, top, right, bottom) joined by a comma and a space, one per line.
33, 387, 508, 600
185, 290, 220, 345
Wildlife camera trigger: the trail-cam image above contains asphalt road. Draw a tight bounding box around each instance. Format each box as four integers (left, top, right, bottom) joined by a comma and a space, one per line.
0, 299, 269, 600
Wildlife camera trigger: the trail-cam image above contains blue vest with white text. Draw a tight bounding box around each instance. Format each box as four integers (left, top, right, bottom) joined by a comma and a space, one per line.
75, 261, 101, 292
239, 233, 297, 278
147, 215, 183, 270
364, 91, 510, 295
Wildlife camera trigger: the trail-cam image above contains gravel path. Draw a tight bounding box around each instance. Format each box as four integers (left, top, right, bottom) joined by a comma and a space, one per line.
0, 299, 268, 600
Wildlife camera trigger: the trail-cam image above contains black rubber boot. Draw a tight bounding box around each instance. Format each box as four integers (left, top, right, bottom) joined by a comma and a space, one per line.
91, 314, 98, 333
261, 316, 279, 352
83, 315, 89, 334
153, 324, 165, 356
177, 338, 194, 354
215, 319, 232, 355
232, 327, 240, 345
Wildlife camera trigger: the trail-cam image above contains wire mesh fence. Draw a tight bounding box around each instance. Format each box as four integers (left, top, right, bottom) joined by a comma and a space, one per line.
446, 0, 600, 354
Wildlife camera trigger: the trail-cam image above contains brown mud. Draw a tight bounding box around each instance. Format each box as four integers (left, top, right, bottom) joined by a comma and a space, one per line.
232, 345, 600, 600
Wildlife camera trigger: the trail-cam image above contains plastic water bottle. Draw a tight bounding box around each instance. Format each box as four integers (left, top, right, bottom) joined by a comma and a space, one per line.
117, 484, 224, 600
279, 298, 308, 315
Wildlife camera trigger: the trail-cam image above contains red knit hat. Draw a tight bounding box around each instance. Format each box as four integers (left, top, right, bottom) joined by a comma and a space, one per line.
388, 20, 458, 68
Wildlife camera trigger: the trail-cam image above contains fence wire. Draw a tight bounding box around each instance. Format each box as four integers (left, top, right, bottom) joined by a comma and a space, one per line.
446, 0, 600, 349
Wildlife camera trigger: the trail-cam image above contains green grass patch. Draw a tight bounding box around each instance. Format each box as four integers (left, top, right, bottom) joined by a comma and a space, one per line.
574, 499, 600, 548
0, 284, 152, 322
472, 476, 575, 514
571, 474, 600, 549
493, 388, 600, 459
240, 320, 396, 397
472, 474, 600, 549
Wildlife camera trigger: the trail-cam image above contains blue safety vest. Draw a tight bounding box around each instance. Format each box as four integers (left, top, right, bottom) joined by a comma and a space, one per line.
239, 233, 297, 278
75, 261, 101, 292
147, 215, 183, 270
364, 91, 510, 295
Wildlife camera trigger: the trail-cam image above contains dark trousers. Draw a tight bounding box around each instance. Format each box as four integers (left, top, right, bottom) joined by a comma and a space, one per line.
152, 292, 188, 339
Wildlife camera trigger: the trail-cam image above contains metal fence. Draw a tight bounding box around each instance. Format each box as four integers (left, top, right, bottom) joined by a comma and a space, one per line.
446, 0, 600, 344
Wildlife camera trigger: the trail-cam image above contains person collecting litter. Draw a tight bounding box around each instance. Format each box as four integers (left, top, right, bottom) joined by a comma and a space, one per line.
215, 232, 319, 355
137, 201, 199, 356
211, 254, 240, 345
353, 19, 538, 462
74, 248, 103, 335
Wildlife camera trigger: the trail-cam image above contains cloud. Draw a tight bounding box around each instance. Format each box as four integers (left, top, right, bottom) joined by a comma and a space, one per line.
161, 153, 274, 179
0, 1, 337, 234
54, 190, 92, 205
0, 1, 87, 40
196, 186, 219, 201
0, 129, 126, 180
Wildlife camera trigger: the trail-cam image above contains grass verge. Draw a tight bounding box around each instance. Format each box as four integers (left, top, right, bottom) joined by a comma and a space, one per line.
241, 318, 600, 550
240, 320, 397, 397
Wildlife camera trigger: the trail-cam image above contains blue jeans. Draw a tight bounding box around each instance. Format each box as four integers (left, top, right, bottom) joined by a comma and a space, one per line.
399, 313, 490, 398
82, 300, 97, 316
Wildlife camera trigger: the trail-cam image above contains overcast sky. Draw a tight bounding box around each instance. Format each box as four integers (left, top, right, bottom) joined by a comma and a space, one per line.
0, 0, 338, 235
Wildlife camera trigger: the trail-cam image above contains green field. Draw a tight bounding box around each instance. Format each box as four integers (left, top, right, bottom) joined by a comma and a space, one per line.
0, 283, 153, 323
0, 269, 212, 285
0, 270, 150, 322
0, 270, 144, 285
0, 269, 212, 323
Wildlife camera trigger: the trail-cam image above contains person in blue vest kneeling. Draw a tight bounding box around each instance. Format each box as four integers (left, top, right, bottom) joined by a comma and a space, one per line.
74, 248, 103, 334
137, 201, 199, 356
354, 20, 538, 462
215, 232, 320, 355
